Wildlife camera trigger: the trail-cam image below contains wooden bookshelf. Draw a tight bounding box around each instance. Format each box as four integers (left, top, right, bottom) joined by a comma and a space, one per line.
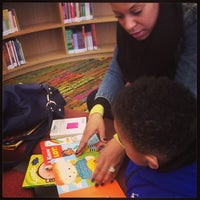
2, 2, 117, 81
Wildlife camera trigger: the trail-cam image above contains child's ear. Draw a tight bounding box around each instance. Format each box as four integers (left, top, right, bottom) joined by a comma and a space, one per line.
145, 155, 159, 169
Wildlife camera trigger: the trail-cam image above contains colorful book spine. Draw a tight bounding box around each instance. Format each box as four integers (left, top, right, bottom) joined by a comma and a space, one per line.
3, 38, 26, 70
72, 33, 79, 53
3, 8, 20, 36
11, 40, 20, 66
63, 3, 93, 24
3, 42, 13, 70
4, 42, 14, 69
86, 32, 94, 50
77, 31, 87, 52
65, 29, 74, 54
11, 9, 20, 31
62, 3, 69, 24
7, 40, 17, 67
91, 24, 97, 50
70, 3, 76, 22
13, 38, 26, 65
85, 3, 93, 20
80, 3, 86, 21
82, 25, 87, 50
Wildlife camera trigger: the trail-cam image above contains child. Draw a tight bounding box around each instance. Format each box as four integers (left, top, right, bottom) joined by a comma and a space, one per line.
112, 76, 196, 198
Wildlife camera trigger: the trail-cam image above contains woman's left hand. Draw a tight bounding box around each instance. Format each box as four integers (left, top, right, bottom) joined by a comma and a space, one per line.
92, 138, 125, 185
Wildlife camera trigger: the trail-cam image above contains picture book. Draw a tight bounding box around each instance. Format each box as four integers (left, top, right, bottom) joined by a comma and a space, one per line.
40, 135, 83, 166
40, 134, 99, 168
50, 117, 87, 139
51, 153, 125, 198
22, 154, 55, 188
50, 134, 99, 195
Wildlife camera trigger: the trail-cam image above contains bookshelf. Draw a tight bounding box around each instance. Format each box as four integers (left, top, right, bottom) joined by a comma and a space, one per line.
2, 2, 117, 81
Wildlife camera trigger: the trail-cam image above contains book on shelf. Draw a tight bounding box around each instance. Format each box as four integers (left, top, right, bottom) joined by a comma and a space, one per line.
22, 154, 55, 188
5, 41, 17, 68
85, 2, 93, 20
49, 117, 87, 139
13, 38, 26, 65
3, 42, 13, 70
75, 2, 81, 22
3, 8, 20, 36
65, 29, 74, 54
91, 23, 97, 50
3, 38, 26, 70
10, 40, 20, 66
50, 134, 125, 197
85, 31, 94, 51
62, 2, 93, 24
77, 31, 87, 52
65, 23, 97, 54
70, 2, 76, 22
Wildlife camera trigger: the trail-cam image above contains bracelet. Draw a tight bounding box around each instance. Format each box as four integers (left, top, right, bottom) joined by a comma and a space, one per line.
113, 133, 125, 149
89, 104, 104, 116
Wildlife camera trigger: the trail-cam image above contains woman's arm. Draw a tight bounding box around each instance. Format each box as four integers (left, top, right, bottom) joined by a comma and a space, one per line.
95, 46, 125, 105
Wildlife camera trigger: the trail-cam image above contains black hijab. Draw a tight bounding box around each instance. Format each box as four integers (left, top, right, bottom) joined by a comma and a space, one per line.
117, 3, 183, 83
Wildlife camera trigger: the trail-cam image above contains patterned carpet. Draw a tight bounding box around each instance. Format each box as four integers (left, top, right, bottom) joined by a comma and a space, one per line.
3, 57, 112, 112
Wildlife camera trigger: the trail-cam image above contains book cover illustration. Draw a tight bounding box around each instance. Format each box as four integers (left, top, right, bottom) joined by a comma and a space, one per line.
50, 117, 86, 139
40, 135, 83, 166
51, 134, 100, 195
22, 154, 55, 188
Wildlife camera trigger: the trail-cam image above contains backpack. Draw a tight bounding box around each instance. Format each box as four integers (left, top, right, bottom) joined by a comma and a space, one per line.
2, 83, 66, 171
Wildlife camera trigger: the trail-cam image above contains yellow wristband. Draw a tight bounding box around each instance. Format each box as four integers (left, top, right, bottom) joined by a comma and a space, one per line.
113, 133, 125, 149
89, 104, 104, 116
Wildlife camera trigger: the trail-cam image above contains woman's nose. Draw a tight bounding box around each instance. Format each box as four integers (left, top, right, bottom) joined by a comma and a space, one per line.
124, 16, 137, 32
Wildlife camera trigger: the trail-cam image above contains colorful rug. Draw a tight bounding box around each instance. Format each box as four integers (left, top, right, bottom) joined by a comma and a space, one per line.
3, 57, 112, 112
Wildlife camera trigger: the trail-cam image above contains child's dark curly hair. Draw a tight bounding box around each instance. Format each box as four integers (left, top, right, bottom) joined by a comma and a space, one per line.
112, 76, 196, 160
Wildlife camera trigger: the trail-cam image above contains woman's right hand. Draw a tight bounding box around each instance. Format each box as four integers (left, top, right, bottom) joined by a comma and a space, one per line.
76, 113, 107, 156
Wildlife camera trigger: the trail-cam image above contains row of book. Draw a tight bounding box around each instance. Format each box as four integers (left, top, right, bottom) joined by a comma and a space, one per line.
3, 8, 20, 36
3, 38, 26, 70
66, 24, 97, 54
62, 2, 93, 24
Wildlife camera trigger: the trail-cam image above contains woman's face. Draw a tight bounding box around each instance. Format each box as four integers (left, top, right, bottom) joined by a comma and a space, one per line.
111, 3, 159, 40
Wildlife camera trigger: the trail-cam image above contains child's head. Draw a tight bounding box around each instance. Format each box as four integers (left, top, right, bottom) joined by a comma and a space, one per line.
112, 76, 196, 170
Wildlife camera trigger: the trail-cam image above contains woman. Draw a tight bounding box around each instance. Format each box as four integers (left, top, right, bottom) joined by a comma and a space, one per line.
76, 3, 197, 185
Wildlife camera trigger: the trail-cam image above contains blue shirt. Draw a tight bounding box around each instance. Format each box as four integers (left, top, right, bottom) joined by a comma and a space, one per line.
125, 160, 197, 198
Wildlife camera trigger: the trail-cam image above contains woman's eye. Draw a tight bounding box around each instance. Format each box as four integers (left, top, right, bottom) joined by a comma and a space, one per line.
131, 10, 142, 16
115, 15, 124, 19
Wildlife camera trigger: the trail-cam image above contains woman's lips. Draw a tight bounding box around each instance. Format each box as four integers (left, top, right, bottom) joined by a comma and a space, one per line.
131, 30, 145, 40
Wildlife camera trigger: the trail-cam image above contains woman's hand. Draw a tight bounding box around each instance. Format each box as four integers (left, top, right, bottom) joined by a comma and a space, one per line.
92, 138, 125, 185
76, 113, 106, 156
